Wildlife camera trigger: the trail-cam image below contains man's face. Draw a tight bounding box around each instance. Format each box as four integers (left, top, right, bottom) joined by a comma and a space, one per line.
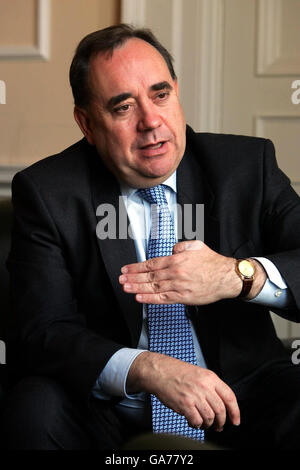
74, 38, 186, 188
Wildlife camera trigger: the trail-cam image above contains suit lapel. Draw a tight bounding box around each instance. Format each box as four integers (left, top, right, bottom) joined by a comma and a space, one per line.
176, 140, 222, 374
88, 147, 142, 347
177, 142, 219, 252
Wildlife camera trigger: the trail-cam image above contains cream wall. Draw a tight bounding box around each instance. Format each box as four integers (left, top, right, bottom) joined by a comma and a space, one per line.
0, 0, 120, 167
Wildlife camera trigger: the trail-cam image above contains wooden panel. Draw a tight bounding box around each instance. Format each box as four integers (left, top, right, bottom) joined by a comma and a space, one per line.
0, 0, 120, 168
257, 0, 300, 75
0, 0, 50, 60
255, 115, 300, 194
0, 0, 36, 46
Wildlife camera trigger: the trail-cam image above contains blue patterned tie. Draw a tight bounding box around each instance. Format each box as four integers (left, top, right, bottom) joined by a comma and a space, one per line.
138, 185, 204, 441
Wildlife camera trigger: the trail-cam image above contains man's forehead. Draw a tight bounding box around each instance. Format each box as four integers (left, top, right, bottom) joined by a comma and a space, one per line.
89, 38, 173, 101
97, 37, 165, 64
91, 38, 171, 80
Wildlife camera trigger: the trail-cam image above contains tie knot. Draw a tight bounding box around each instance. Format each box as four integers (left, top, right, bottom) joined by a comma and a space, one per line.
138, 185, 168, 206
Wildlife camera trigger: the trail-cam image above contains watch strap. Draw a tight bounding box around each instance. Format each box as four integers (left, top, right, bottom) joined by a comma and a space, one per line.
237, 278, 253, 298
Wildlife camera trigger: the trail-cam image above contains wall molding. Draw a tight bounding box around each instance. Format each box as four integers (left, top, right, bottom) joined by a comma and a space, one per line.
0, 0, 50, 61
255, 113, 300, 132
0, 80, 5, 104
254, 113, 300, 189
195, 0, 225, 133
170, 0, 183, 83
256, 0, 281, 75
256, 0, 300, 76
121, 0, 146, 26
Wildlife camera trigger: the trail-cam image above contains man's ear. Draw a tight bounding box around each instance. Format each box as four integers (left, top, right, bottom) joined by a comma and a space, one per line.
74, 106, 95, 145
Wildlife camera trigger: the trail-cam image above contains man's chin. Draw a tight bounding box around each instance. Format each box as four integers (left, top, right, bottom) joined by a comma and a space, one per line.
123, 171, 172, 189
118, 154, 182, 187
138, 158, 179, 183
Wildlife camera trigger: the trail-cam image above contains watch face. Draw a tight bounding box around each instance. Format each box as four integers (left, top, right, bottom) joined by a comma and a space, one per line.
238, 260, 255, 277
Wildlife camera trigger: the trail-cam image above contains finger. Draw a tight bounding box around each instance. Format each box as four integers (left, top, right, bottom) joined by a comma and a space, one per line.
121, 255, 172, 274
172, 240, 204, 254
215, 384, 240, 426
183, 407, 204, 430
135, 291, 181, 304
194, 401, 216, 430
123, 279, 176, 295
205, 394, 227, 431
119, 268, 173, 285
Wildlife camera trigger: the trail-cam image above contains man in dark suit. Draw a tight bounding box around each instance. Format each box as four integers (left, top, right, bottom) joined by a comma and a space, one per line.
2, 24, 300, 450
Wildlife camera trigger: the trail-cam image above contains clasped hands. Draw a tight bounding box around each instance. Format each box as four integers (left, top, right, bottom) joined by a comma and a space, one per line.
120, 240, 241, 432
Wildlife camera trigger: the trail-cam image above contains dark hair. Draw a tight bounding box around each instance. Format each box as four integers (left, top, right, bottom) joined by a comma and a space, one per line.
69, 23, 176, 108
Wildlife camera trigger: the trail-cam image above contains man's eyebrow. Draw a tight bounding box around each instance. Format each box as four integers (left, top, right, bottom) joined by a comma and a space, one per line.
108, 92, 132, 109
150, 81, 173, 92
107, 82, 173, 109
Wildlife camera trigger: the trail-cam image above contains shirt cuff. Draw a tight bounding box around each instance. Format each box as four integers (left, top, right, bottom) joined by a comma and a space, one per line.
253, 257, 287, 289
91, 348, 147, 400
247, 257, 292, 308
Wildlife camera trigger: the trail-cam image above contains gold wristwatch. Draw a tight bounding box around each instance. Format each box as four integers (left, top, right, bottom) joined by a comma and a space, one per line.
235, 259, 255, 298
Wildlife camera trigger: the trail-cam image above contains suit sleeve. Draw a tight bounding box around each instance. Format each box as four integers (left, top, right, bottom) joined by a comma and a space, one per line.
261, 139, 300, 321
7, 171, 124, 399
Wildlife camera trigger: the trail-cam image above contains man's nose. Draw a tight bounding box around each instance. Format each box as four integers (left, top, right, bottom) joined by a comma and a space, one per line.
137, 102, 162, 132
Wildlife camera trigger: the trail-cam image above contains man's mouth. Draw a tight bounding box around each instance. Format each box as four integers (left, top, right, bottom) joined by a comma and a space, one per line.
136, 139, 170, 157
140, 141, 166, 150
149, 142, 164, 149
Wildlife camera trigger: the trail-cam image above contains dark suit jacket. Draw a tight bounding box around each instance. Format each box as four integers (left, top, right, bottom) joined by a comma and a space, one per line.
7, 125, 300, 400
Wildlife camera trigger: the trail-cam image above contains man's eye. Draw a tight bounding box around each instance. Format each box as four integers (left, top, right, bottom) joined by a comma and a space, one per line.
114, 104, 131, 113
157, 92, 169, 100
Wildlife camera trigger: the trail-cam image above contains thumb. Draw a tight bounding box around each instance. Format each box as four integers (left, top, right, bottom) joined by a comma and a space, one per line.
172, 240, 204, 254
